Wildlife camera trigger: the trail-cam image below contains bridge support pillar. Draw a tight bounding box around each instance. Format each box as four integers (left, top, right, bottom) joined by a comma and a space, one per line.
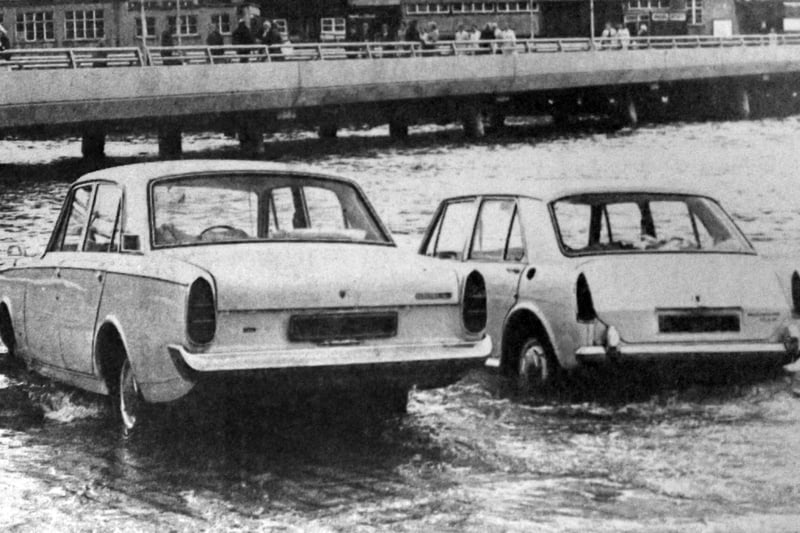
158, 124, 182, 157
318, 122, 338, 139
461, 104, 485, 139
237, 118, 264, 155
81, 128, 106, 160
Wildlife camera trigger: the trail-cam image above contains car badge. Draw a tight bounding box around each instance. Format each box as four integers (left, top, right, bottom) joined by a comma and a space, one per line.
694, 295, 702, 305
339, 290, 347, 299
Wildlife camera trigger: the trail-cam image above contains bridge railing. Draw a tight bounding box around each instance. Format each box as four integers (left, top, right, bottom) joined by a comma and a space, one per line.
3, 34, 800, 70
0, 47, 144, 69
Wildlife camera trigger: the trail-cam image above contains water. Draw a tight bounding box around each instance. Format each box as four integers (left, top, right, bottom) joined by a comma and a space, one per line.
1, 119, 800, 531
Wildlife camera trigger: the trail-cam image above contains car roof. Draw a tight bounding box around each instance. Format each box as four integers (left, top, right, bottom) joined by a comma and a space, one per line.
74, 160, 358, 187
443, 182, 714, 204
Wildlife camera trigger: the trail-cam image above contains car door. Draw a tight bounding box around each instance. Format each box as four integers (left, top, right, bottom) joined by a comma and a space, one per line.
22, 254, 63, 365
24, 185, 97, 366
52, 182, 121, 375
466, 197, 527, 358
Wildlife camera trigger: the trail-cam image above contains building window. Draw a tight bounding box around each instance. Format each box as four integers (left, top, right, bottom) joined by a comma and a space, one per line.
451, 3, 464, 13
497, 1, 533, 13
321, 16, 346, 40
462, 2, 495, 13
16, 12, 55, 42
136, 17, 156, 39
211, 13, 231, 34
65, 10, 104, 41
627, 0, 670, 9
168, 15, 198, 36
406, 3, 431, 15
689, 0, 703, 24
431, 3, 450, 13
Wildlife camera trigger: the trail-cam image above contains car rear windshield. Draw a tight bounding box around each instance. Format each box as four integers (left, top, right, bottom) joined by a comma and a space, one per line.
151, 174, 391, 247
551, 193, 754, 256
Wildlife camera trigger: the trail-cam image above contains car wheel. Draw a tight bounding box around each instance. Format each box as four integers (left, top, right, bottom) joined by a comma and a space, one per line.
118, 358, 143, 435
516, 338, 560, 394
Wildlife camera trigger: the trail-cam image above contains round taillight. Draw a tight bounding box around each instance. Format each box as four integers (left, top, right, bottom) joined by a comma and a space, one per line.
462, 271, 487, 334
792, 271, 800, 314
187, 278, 216, 344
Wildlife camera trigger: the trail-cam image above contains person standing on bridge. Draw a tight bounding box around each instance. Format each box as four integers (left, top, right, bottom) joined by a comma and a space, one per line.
160, 23, 179, 66
232, 18, 254, 63
206, 23, 224, 56
0, 25, 10, 62
600, 22, 616, 50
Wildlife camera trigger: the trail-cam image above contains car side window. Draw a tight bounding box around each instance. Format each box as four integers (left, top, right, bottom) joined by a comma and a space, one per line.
602, 203, 640, 244
85, 184, 122, 253
54, 185, 94, 252
471, 199, 516, 261
505, 210, 525, 262
304, 187, 345, 230
267, 187, 296, 232
425, 200, 477, 260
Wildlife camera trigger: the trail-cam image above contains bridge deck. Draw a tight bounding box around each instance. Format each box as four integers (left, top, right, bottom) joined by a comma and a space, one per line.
2, 35, 800, 130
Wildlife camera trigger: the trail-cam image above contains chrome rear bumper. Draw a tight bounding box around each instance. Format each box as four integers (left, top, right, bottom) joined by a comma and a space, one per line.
576, 341, 797, 364
169, 336, 491, 372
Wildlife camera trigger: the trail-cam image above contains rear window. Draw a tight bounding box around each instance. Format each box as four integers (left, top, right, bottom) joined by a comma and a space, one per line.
551, 193, 753, 255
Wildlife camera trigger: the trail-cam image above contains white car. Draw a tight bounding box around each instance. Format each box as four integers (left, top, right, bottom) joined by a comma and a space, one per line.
0, 161, 490, 431
419, 186, 800, 389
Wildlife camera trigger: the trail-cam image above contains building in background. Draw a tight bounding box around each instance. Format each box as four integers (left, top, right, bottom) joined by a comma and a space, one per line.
0, 0, 792, 48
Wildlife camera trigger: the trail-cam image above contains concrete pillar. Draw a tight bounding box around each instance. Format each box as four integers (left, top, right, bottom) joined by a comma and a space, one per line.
157, 124, 182, 157
81, 127, 106, 160
461, 103, 485, 139
318, 122, 338, 139
237, 118, 264, 155
389, 119, 409, 140
489, 110, 506, 132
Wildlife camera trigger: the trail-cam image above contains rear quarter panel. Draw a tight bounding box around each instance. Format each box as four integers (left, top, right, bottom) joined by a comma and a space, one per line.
0, 266, 31, 354
95, 254, 208, 402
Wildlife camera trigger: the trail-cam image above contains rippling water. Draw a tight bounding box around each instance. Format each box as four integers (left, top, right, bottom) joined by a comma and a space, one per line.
1, 118, 800, 531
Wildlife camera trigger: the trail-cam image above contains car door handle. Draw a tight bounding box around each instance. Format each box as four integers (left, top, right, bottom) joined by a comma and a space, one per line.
55, 268, 61, 278
506, 267, 521, 274
96, 271, 103, 282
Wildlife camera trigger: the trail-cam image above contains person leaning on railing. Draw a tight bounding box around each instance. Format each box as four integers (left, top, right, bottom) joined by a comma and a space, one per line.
206, 23, 224, 56
160, 24, 180, 65
0, 24, 10, 61
232, 18, 254, 63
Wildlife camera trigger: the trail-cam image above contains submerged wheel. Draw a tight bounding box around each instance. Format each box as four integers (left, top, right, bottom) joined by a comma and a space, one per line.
0, 306, 21, 366
118, 358, 143, 434
515, 338, 561, 394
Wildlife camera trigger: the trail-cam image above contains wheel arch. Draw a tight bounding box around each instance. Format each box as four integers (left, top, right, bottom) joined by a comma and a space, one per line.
94, 316, 132, 396
0, 297, 17, 354
500, 303, 559, 376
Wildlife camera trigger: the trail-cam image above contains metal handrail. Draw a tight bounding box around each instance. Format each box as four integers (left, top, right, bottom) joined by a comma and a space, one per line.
1, 34, 798, 70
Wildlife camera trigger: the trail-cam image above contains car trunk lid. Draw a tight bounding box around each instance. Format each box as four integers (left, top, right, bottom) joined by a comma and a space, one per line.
579, 254, 789, 343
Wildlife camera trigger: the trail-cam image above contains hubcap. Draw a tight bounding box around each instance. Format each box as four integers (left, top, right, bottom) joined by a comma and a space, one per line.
119, 360, 140, 432
520, 341, 548, 384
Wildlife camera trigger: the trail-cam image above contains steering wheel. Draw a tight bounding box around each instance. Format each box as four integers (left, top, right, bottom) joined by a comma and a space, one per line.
199, 225, 248, 241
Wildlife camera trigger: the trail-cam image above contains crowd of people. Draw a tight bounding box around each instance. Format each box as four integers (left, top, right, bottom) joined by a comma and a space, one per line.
599, 21, 648, 49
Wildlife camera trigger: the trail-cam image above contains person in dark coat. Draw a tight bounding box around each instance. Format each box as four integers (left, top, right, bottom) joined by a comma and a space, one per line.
160, 23, 179, 65
232, 19, 254, 63
0, 24, 11, 61
405, 20, 421, 42
264, 20, 283, 58
206, 23, 224, 56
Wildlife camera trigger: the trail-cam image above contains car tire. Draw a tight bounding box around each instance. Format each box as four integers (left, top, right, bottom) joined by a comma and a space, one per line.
515, 338, 561, 394
116, 358, 143, 436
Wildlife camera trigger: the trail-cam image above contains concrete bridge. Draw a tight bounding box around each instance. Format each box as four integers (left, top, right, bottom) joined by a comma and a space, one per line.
2, 34, 800, 158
